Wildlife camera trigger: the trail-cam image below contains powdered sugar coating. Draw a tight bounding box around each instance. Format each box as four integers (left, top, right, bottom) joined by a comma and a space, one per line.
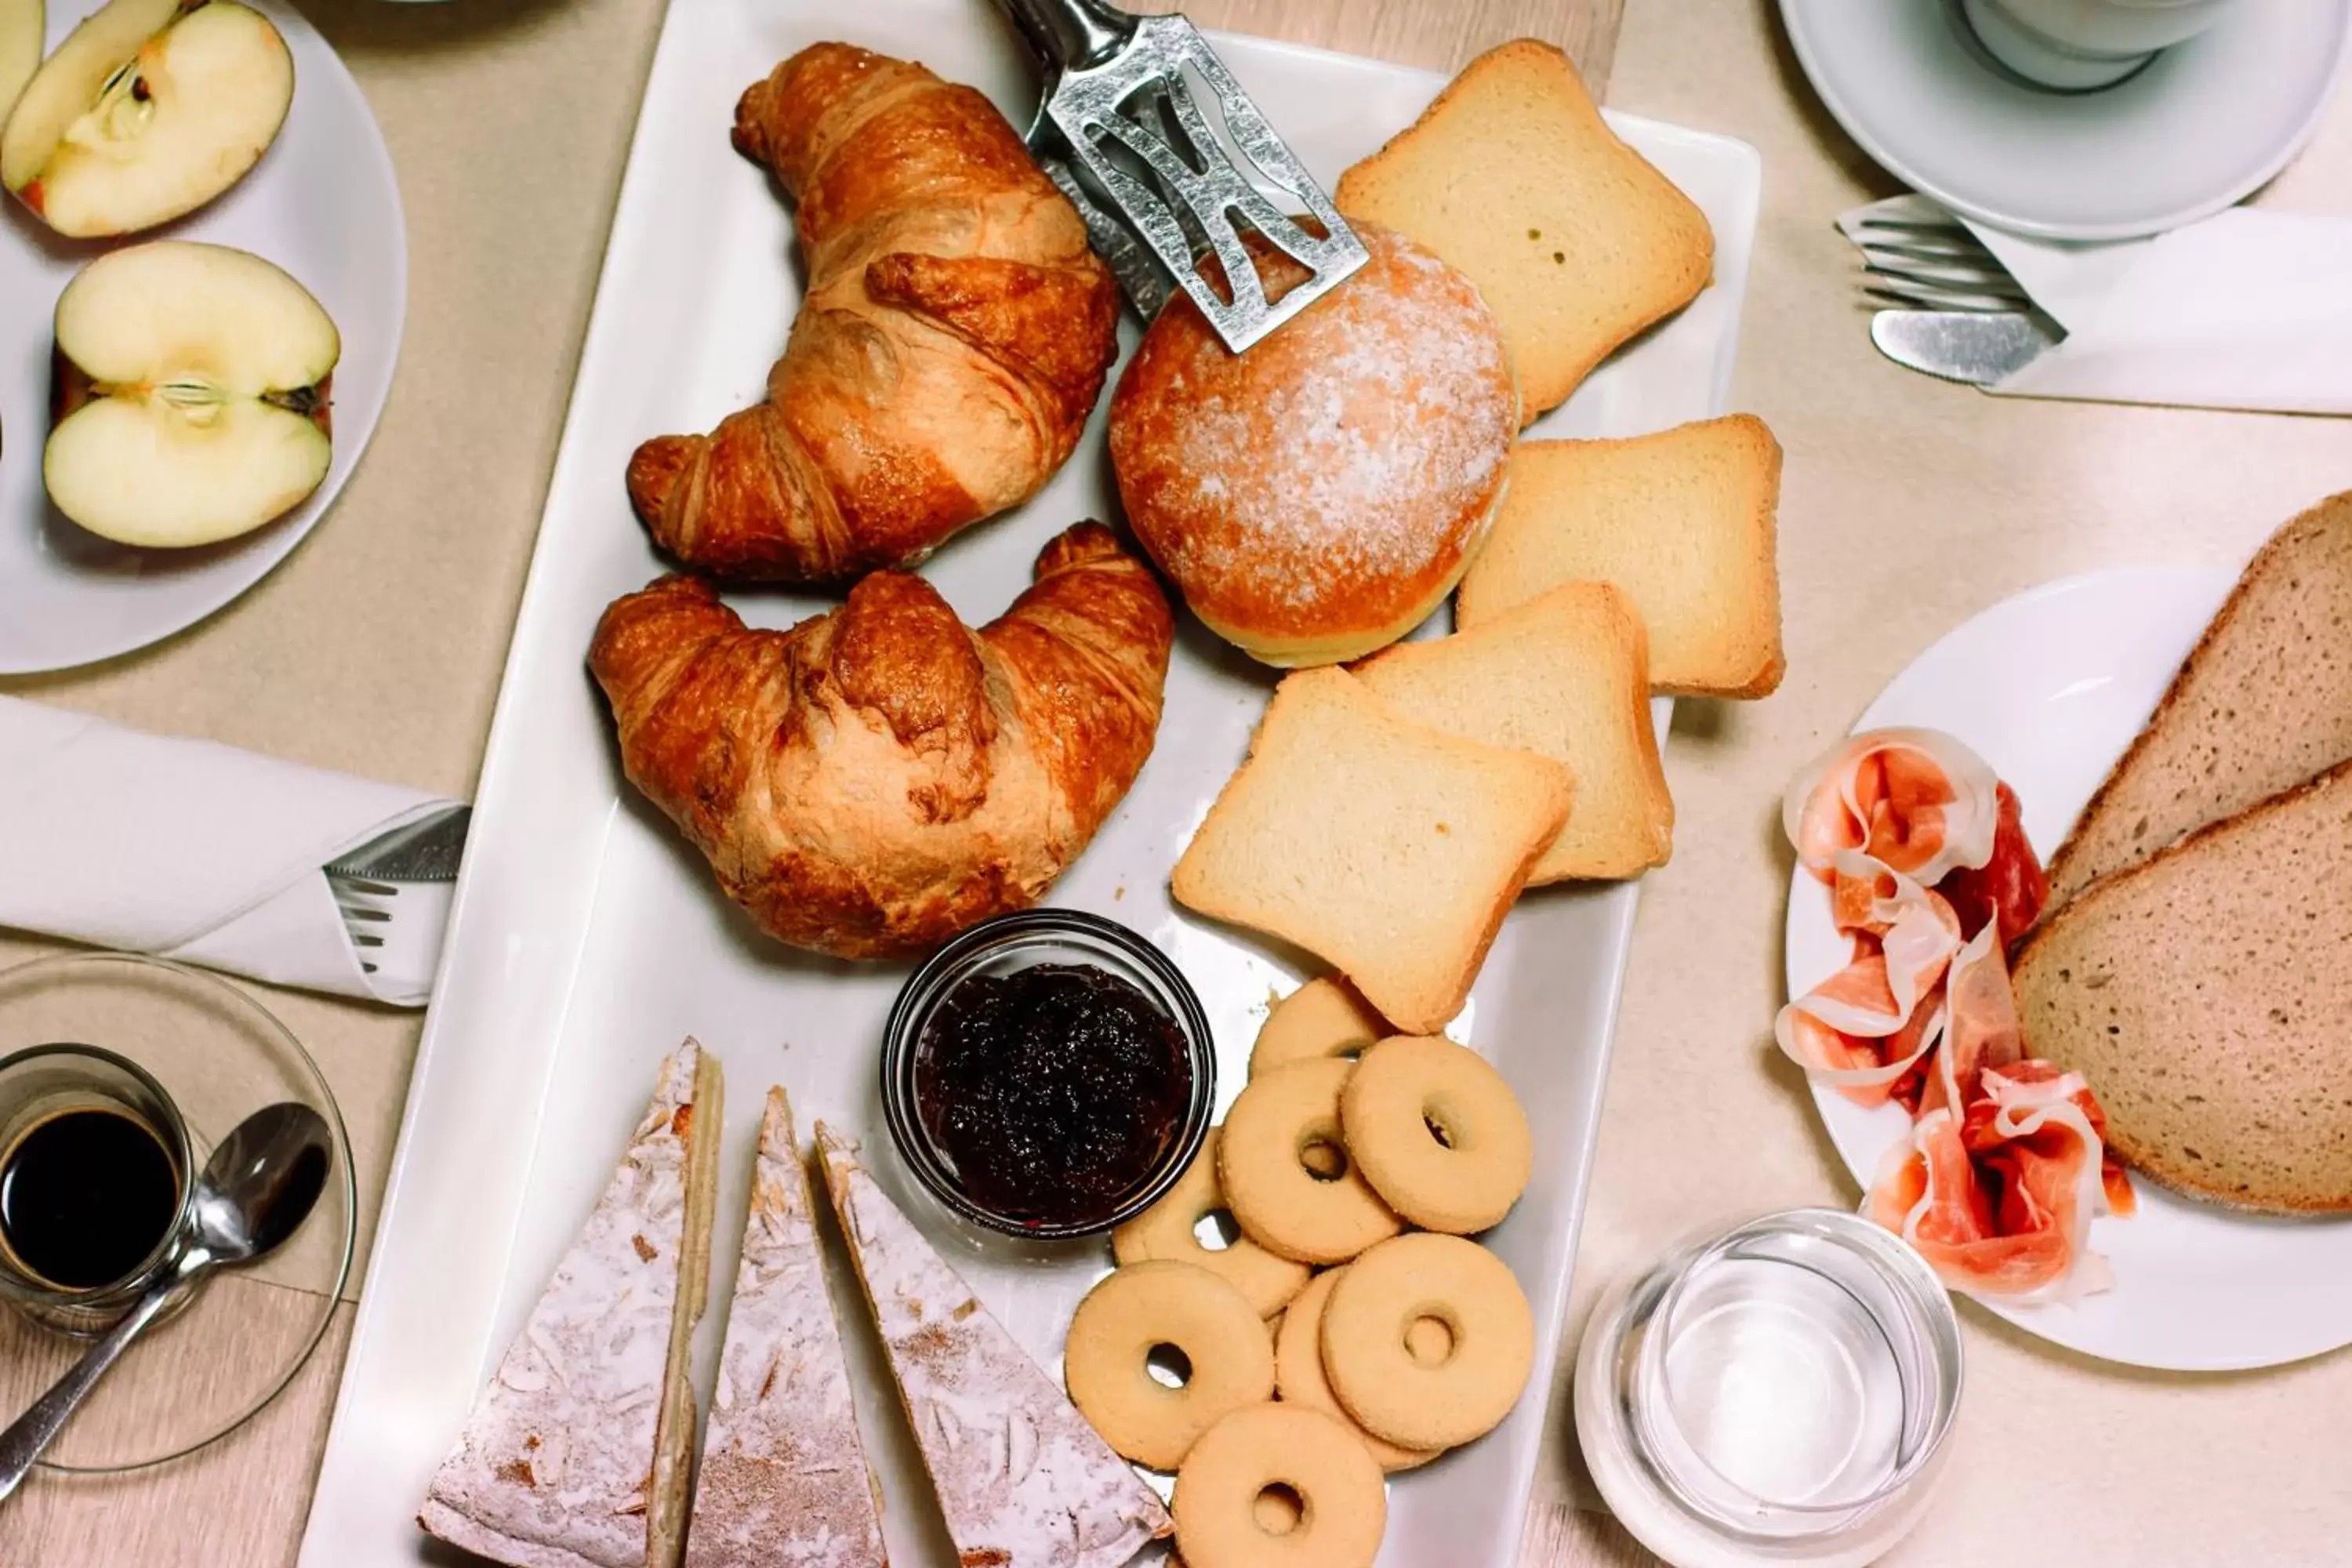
815, 1124, 1172, 1566
419, 1041, 703, 1568
1109, 221, 1516, 659
685, 1090, 886, 1568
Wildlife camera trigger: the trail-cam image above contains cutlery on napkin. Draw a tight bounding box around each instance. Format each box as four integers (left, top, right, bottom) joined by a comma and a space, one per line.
1839, 193, 2352, 415
0, 697, 465, 1006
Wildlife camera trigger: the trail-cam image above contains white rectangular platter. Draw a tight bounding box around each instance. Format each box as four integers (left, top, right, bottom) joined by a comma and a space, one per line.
300, 6, 1758, 1565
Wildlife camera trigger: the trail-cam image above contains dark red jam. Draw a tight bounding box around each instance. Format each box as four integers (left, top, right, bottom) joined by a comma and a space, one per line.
913, 963, 1191, 1229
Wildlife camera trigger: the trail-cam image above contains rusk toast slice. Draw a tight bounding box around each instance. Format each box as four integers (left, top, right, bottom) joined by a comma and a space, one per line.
1171, 666, 1573, 1034
1352, 579, 1672, 880
1334, 38, 1713, 419
815, 1124, 1171, 1567
2045, 492, 2352, 909
684, 1088, 885, 1568
420, 1040, 724, 1568
1455, 415, 1783, 698
2014, 761, 2352, 1213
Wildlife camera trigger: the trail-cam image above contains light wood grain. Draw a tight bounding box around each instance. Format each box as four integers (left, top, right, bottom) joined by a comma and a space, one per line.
0, 1286, 354, 1568
1523, 1502, 1668, 1568
1132, 0, 1623, 88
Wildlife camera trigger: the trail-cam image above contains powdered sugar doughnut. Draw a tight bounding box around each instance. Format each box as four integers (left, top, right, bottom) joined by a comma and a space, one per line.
1108, 222, 1517, 667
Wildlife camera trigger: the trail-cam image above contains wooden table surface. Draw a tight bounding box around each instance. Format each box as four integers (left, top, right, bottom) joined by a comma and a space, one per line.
4, 0, 2350, 1564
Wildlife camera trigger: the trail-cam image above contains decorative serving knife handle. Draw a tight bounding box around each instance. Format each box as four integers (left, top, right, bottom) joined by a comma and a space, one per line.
992, 0, 1135, 72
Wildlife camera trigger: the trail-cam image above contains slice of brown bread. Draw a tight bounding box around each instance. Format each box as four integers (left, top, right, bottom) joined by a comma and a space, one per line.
2045, 492, 2352, 909
1455, 416, 1783, 698
1171, 666, 1573, 1034
1352, 579, 1671, 880
1335, 38, 1713, 421
2013, 760, 2352, 1213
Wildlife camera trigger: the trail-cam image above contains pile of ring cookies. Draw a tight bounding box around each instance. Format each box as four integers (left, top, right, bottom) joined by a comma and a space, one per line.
1062, 977, 1536, 1568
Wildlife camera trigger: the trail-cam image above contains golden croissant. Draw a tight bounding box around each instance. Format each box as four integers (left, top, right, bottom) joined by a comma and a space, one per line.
588, 523, 1173, 959
626, 43, 1121, 583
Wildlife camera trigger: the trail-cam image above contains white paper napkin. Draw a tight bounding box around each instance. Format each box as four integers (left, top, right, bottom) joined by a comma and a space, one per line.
0, 697, 462, 1006
1841, 193, 2352, 415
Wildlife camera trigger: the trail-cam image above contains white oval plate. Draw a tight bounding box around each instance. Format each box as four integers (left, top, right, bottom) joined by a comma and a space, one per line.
1784, 568, 2352, 1370
0, 0, 405, 674
1779, 0, 2352, 241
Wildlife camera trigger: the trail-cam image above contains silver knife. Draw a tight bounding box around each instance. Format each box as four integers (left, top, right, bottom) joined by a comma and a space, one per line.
1871, 309, 2064, 386
325, 804, 470, 884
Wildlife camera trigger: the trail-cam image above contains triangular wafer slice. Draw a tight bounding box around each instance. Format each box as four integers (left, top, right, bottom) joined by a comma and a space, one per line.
684, 1088, 886, 1568
815, 1123, 1171, 1566
420, 1040, 724, 1568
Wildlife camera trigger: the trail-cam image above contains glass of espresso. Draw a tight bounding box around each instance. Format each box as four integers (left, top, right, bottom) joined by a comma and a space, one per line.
0, 1043, 195, 1338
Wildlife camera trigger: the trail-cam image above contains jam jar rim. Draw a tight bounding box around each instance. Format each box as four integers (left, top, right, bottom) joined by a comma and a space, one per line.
879, 909, 1217, 1241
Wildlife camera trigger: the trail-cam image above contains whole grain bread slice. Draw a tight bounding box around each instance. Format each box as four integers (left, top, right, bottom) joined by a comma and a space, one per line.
1334, 38, 1713, 420
1171, 666, 1573, 1033
2045, 492, 2352, 909
1352, 579, 1671, 880
2013, 760, 2352, 1213
1455, 416, 1783, 698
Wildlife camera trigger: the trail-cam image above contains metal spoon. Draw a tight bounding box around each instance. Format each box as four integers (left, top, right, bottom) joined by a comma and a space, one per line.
0, 1102, 332, 1499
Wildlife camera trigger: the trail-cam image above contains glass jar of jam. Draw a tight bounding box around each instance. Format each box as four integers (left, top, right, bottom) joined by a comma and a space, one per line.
881, 910, 1214, 1240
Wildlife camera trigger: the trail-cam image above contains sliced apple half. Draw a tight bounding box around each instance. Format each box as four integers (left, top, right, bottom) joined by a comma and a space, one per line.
47, 240, 338, 548
0, 0, 41, 130
2, 0, 292, 238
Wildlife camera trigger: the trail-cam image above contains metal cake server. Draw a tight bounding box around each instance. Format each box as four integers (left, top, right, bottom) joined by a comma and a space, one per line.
990, 0, 1369, 350
1871, 309, 2064, 387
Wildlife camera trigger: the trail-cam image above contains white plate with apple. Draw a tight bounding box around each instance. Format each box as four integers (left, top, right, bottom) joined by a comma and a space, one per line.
0, 0, 402, 674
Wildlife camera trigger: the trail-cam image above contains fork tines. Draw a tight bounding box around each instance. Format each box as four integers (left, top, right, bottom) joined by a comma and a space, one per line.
1849, 215, 2024, 314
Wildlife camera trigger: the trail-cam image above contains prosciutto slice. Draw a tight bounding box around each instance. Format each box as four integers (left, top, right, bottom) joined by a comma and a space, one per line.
1937, 782, 2049, 943
1777, 858, 1962, 1106
1867, 1065, 2121, 1304
1781, 728, 2131, 1299
1919, 924, 2024, 1118
1784, 728, 2002, 891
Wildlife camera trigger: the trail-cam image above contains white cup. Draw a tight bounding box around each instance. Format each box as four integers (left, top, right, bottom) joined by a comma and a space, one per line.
1960, 0, 2241, 89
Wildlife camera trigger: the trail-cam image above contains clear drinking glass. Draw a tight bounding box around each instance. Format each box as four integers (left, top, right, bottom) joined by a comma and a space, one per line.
0, 1042, 196, 1338
1574, 1208, 1963, 1568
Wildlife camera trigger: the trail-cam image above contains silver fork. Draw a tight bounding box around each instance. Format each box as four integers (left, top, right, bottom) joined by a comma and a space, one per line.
324, 806, 469, 978
1852, 213, 2030, 314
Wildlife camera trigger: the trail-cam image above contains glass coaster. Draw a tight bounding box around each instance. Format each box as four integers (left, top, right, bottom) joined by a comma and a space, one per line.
0, 953, 356, 1472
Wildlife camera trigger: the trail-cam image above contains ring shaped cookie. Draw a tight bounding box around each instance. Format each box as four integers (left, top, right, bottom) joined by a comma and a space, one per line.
1250, 977, 1389, 1080
1320, 1232, 1534, 1450
1219, 1059, 1402, 1266
1065, 1261, 1276, 1471
1173, 1402, 1387, 1568
1273, 1267, 1440, 1472
1340, 1034, 1532, 1233
1113, 1128, 1312, 1317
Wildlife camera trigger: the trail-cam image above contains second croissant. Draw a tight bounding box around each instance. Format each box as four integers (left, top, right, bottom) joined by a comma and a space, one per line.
589, 523, 1173, 960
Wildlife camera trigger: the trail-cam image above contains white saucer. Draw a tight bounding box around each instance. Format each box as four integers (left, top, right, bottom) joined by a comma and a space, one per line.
0, 0, 406, 675
1784, 568, 2352, 1371
1780, 0, 2352, 240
